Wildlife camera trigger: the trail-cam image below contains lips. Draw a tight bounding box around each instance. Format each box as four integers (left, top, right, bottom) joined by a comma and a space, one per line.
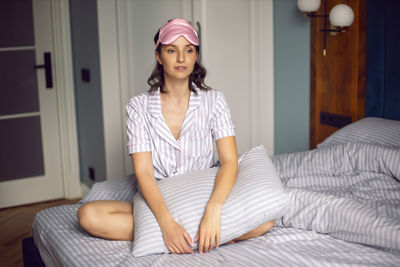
174, 66, 187, 71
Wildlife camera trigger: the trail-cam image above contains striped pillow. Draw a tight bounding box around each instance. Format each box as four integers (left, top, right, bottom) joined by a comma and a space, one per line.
318, 117, 400, 148
132, 145, 289, 257
79, 176, 137, 205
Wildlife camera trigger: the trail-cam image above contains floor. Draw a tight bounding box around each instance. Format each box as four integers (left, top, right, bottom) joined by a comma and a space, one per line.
0, 198, 81, 267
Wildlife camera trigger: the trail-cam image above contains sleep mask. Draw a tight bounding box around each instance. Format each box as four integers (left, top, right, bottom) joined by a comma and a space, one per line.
156, 18, 199, 48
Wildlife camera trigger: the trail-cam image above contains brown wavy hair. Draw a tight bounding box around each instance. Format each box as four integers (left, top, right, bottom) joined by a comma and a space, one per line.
147, 28, 211, 94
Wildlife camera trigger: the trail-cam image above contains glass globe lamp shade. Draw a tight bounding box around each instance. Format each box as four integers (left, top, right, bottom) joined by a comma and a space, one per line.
329, 4, 354, 27
297, 0, 321, 12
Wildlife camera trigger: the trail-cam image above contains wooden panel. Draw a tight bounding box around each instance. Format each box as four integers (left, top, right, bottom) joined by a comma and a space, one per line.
310, 0, 366, 148
0, 198, 80, 267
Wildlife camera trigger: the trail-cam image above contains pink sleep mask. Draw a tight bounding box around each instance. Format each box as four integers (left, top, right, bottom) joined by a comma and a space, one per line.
156, 18, 199, 48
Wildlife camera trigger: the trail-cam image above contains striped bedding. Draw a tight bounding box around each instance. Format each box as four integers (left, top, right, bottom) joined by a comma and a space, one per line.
32, 142, 400, 266
272, 143, 400, 253
318, 117, 400, 148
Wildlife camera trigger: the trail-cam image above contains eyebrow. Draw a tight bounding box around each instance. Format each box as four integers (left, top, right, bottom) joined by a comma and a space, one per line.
166, 44, 194, 48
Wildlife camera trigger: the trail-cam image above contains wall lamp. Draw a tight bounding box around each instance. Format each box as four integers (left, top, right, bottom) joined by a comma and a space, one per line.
297, 0, 354, 56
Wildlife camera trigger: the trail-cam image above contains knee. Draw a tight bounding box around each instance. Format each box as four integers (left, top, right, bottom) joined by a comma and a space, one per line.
253, 219, 275, 237
77, 202, 100, 231
260, 219, 275, 235
232, 219, 275, 243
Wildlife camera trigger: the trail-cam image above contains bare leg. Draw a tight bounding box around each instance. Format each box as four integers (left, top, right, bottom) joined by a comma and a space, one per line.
227, 219, 275, 244
77, 200, 134, 241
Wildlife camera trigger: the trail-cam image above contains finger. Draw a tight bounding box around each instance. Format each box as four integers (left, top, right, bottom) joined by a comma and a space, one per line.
204, 235, 211, 253
178, 237, 192, 254
183, 244, 193, 254
176, 242, 185, 254
194, 233, 199, 243
216, 232, 221, 248
183, 231, 193, 248
198, 233, 204, 253
168, 244, 177, 254
182, 234, 193, 253
181, 241, 193, 254
176, 243, 186, 254
210, 234, 215, 251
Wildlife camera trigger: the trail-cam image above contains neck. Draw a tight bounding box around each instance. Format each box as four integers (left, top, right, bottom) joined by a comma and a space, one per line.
162, 78, 191, 100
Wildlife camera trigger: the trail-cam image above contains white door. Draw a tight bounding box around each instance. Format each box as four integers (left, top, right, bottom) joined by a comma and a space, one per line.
192, 0, 274, 156
0, 0, 64, 208
116, 0, 193, 176
116, 0, 274, 163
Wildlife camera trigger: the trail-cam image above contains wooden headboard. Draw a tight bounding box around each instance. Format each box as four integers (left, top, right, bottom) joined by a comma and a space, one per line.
310, 0, 366, 149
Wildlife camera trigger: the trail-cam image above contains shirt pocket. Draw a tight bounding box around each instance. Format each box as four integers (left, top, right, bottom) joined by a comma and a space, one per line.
188, 129, 212, 158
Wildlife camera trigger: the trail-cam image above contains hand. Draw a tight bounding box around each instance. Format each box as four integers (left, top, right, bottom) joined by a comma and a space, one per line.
195, 204, 222, 253
160, 219, 193, 254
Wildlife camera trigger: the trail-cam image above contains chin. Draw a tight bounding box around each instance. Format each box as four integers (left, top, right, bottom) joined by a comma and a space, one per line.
167, 73, 191, 81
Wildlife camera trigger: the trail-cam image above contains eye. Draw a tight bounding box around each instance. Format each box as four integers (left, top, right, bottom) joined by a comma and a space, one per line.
167, 49, 175, 53
186, 48, 194, 53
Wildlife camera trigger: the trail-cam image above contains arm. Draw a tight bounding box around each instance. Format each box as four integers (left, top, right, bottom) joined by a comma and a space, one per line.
132, 152, 193, 254
126, 101, 192, 253
195, 136, 238, 253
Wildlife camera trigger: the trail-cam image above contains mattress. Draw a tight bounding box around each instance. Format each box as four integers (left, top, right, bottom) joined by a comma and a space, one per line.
32, 142, 400, 266
32, 204, 400, 267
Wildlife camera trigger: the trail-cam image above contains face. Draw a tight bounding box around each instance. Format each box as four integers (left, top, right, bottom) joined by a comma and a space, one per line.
156, 36, 198, 82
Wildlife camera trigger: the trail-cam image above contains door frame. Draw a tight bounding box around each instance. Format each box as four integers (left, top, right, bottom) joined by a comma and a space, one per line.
50, 0, 81, 199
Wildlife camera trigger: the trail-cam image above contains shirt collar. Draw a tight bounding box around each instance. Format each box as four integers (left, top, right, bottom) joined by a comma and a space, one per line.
148, 84, 203, 118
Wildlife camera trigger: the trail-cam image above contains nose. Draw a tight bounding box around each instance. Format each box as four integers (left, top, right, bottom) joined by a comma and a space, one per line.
177, 50, 184, 63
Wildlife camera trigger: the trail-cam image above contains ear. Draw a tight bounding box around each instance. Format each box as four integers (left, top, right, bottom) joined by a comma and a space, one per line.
155, 51, 163, 65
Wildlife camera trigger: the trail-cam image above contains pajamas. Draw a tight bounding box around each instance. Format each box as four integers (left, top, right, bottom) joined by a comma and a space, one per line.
126, 86, 235, 179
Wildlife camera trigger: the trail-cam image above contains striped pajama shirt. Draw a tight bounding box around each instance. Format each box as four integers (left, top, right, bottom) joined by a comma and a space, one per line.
126, 86, 235, 179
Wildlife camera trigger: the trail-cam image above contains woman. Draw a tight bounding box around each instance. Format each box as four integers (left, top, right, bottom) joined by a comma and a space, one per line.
77, 18, 274, 254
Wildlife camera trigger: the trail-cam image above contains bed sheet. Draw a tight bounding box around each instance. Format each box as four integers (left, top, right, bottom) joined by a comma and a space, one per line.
32, 204, 400, 267
32, 142, 400, 266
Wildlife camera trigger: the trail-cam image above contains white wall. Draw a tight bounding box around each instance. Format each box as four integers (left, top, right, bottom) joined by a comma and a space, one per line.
97, 1, 126, 180
97, 0, 274, 178
193, 0, 274, 156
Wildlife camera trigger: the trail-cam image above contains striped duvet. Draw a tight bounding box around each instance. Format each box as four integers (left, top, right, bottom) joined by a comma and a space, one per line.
272, 143, 400, 253
32, 142, 400, 266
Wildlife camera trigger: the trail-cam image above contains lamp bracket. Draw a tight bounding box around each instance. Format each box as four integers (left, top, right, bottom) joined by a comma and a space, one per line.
320, 29, 344, 32
307, 14, 328, 18
300, 0, 353, 55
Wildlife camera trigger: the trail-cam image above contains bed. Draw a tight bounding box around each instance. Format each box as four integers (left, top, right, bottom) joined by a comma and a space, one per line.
26, 117, 400, 266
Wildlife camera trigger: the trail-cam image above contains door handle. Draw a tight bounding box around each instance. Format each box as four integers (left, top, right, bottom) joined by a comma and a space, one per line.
34, 52, 53, 89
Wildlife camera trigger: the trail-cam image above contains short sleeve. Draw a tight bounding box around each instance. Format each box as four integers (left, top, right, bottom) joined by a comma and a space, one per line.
126, 101, 151, 154
211, 91, 235, 140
